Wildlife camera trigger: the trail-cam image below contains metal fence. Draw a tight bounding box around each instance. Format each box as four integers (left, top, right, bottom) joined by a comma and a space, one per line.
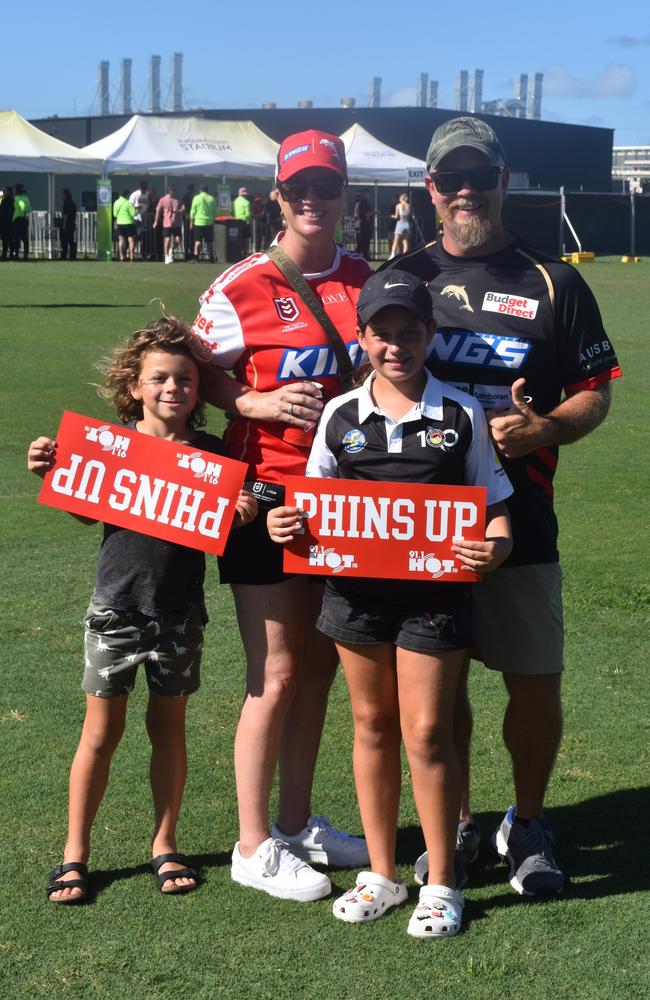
24, 194, 650, 260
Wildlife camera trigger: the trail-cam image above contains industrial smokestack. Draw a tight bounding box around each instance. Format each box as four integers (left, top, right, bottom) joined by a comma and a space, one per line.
340, 97, 355, 108
369, 76, 382, 108
416, 73, 429, 108
150, 55, 161, 113
514, 74, 528, 118
470, 69, 484, 113
428, 80, 438, 108
456, 70, 469, 112
99, 61, 110, 115
172, 52, 183, 112
528, 72, 543, 120
120, 58, 132, 115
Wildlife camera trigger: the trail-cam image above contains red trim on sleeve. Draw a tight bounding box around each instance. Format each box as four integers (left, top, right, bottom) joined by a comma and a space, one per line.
536, 447, 558, 473
526, 465, 554, 498
566, 365, 622, 396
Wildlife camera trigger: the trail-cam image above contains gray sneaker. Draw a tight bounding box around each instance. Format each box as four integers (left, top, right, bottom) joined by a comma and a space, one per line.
492, 807, 565, 897
414, 819, 481, 889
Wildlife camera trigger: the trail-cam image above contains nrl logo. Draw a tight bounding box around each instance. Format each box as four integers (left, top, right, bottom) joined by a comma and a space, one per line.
441, 284, 474, 312
274, 296, 301, 323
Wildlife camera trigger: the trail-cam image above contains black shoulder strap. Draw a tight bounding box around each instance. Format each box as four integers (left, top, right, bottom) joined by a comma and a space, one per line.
266, 243, 354, 390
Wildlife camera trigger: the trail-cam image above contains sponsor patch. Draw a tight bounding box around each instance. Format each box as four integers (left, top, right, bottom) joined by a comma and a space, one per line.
274, 296, 300, 323
283, 144, 310, 162
342, 429, 367, 453
277, 341, 361, 380
482, 291, 539, 320
425, 427, 459, 451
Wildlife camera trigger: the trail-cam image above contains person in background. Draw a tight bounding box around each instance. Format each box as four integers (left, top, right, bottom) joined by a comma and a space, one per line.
182, 184, 195, 260
353, 188, 373, 260
190, 185, 216, 263
263, 189, 283, 241
233, 186, 252, 255
12, 183, 31, 260
60, 189, 78, 261
113, 189, 137, 262
389, 192, 413, 259
0, 186, 14, 260
154, 185, 185, 264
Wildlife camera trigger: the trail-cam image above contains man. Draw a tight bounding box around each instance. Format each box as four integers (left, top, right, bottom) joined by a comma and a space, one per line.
233, 186, 252, 254
12, 183, 31, 260
190, 185, 216, 262
384, 117, 621, 897
129, 180, 149, 259
153, 184, 185, 264
59, 189, 77, 260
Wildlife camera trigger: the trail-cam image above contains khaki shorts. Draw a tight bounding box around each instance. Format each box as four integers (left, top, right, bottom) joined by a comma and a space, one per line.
471, 563, 564, 675
82, 596, 206, 698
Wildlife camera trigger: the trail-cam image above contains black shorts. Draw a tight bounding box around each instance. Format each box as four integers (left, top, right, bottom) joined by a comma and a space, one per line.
193, 224, 214, 241
117, 224, 136, 237
317, 578, 471, 654
218, 481, 294, 586
162, 226, 182, 237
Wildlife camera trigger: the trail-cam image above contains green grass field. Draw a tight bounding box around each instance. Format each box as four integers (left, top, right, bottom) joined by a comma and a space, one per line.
1, 258, 648, 1000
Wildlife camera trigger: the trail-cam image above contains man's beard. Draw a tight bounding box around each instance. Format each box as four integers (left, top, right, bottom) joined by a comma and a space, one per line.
446, 213, 494, 251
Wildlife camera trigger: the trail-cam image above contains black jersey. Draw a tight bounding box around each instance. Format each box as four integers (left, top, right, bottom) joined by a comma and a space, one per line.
382, 238, 621, 565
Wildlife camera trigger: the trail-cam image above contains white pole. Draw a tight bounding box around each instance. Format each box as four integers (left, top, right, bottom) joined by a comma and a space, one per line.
630, 189, 636, 256
373, 181, 379, 259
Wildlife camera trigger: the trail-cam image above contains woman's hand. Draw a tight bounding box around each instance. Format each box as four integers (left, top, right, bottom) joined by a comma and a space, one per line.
237, 380, 324, 431
233, 490, 258, 528
451, 536, 512, 574
27, 436, 56, 479
267, 506, 306, 544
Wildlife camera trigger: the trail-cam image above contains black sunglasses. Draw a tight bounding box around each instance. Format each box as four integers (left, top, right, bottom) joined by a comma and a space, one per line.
429, 165, 502, 194
278, 179, 345, 202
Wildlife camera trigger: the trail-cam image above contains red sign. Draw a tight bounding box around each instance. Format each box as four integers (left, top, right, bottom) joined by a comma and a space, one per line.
38, 411, 247, 556
282, 476, 487, 583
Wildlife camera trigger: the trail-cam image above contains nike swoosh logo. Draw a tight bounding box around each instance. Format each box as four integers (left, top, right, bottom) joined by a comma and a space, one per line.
384, 281, 410, 288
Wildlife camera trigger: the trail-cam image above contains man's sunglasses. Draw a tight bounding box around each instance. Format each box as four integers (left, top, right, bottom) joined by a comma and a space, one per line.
429, 166, 502, 194
278, 179, 345, 202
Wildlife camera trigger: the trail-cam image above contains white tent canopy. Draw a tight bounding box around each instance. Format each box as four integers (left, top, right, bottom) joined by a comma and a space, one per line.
339, 123, 426, 185
83, 115, 280, 177
0, 109, 102, 173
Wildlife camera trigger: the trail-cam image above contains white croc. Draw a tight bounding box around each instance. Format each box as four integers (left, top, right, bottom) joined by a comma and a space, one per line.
407, 884, 464, 938
332, 871, 408, 924
231, 837, 331, 902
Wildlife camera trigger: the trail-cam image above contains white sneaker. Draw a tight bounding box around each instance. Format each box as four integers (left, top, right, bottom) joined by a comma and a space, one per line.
271, 815, 369, 868
165, 252, 173, 264
407, 884, 464, 938
333, 871, 408, 923
231, 837, 331, 902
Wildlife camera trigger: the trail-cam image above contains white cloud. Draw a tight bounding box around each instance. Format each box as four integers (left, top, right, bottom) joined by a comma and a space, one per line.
543, 64, 635, 98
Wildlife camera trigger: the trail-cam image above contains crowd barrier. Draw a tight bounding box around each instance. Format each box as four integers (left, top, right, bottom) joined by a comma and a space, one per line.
21, 195, 650, 261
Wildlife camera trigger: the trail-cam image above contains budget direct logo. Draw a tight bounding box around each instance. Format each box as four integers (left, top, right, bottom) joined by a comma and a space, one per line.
176, 452, 223, 484
482, 291, 539, 320
308, 545, 357, 573
84, 425, 130, 457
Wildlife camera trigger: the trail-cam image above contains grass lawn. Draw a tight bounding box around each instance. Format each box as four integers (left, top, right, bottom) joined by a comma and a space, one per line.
0, 258, 648, 1000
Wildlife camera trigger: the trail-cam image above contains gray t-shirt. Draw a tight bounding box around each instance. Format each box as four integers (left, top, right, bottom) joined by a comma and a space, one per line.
94, 429, 224, 616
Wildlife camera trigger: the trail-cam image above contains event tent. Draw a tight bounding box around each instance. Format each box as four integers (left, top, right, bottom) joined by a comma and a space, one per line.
339, 123, 426, 185
0, 109, 102, 174
82, 115, 280, 177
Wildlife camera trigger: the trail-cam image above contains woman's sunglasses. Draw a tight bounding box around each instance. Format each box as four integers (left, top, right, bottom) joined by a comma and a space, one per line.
278, 179, 345, 202
429, 166, 502, 194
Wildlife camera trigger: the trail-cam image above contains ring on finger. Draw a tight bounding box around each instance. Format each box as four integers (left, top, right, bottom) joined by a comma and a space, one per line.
288, 403, 294, 416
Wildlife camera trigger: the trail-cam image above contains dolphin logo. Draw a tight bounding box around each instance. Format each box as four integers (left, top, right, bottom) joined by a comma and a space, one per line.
441, 284, 474, 312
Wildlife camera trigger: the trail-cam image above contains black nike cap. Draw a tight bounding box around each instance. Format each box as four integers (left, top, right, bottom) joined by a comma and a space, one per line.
357, 269, 433, 326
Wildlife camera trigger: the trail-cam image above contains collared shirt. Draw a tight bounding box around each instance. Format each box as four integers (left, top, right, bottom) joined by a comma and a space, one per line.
307, 368, 512, 507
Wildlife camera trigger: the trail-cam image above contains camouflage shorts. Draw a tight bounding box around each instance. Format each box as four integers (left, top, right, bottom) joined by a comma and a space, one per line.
82, 596, 206, 698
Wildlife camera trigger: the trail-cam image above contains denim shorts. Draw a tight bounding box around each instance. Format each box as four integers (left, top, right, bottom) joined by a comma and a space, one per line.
82, 596, 206, 698
316, 579, 471, 655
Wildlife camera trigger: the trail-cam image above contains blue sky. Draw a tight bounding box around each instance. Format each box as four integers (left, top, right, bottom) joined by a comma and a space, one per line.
4, 0, 649, 146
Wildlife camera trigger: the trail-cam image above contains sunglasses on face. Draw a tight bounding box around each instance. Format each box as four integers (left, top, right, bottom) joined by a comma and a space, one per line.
278, 179, 345, 202
429, 165, 502, 194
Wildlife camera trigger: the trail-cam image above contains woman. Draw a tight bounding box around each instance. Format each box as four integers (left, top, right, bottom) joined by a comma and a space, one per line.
192, 130, 372, 901
389, 192, 413, 259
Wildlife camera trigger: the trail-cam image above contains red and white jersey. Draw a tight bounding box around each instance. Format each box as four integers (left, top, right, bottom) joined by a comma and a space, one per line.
192, 241, 372, 483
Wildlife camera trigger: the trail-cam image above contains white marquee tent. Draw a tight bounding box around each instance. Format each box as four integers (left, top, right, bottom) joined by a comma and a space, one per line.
0, 109, 102, 174
339, 123, 426, 185
83, 115, 280, 177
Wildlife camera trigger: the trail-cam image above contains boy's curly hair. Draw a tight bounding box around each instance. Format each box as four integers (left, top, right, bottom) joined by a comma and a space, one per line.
98, 316, 212, 428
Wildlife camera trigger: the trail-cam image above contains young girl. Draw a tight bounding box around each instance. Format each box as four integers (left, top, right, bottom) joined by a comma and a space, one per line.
28, 317, 257, 903
389, 192, 413, 259
268, 270, 513, 938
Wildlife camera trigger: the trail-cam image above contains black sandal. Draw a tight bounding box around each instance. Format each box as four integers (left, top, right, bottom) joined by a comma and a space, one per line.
151, 853, 199, 894
47, 862, 89, 904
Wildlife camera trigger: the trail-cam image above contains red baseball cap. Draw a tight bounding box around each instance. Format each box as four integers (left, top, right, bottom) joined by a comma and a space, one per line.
276, 129, 347, 183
